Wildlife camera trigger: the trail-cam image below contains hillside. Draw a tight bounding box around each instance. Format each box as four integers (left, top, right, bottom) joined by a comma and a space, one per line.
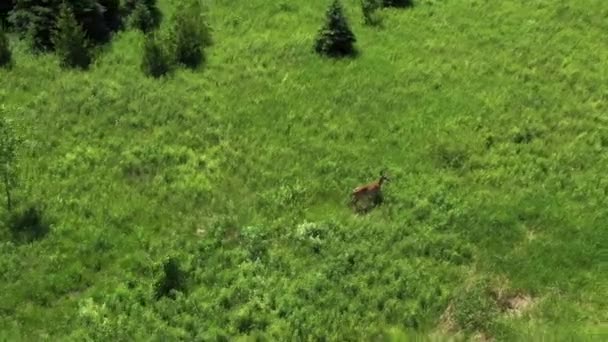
1, 0, 607, 340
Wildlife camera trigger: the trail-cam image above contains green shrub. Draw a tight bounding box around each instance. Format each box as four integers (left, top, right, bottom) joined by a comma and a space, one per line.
52, 3, 92, 69
128, 1, 160, 33
171, 0, 212, 69
0, 27, 11, 67
122, 0, 161, 31
8, 204, 50, 243
314, 0, 357, 57
141, 32, 172, 77
361, 0, 383, 26
155, 257, 187, 299
128, 2, 155, 33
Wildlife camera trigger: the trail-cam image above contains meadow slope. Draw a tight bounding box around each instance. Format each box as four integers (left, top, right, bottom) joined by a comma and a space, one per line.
1, 0, 607, 340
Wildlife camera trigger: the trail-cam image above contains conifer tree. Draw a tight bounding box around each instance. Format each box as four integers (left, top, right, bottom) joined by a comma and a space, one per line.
52, 3, 92, 69
314, 0, 357, 57
10, 0, 112, 51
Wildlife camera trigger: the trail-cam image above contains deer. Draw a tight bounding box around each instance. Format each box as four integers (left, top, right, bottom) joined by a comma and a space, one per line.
350, 170, 390, 211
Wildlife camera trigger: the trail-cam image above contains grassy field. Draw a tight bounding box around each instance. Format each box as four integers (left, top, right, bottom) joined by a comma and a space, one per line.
1, 0, 607, 340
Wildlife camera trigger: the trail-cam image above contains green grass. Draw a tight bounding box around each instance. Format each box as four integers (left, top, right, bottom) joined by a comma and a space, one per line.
1, 0, 608, 340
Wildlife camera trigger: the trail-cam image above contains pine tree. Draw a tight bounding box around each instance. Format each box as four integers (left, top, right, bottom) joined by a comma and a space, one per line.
0, 28, 11, 67
52, 3, 92, 69
314, 0, 357, 57
141, 32, 171, 78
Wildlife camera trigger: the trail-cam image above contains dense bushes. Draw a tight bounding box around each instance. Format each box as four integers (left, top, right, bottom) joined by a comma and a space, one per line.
314, 0, 357, 57
140, 0, 212, 77
361, 0, 383, 26
126, 0, 161, 33
52, 4, 92, 69
0, 27, 11, 67
141, 33, 171, 77
171, 0, 212, 69
155, 257, 187, 299
7, 204, 50, 243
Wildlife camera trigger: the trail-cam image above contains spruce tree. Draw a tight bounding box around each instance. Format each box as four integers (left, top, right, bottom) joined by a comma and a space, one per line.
314, 0, 357, 57
141, 32, 171, 78
0, 28, 11, 67
52, 3, 92, 69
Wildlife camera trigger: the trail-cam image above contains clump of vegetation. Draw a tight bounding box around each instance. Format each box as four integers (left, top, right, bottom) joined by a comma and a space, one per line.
126, 0, 161, 33
314, 0, 357, 57
127, 2, 155, 33
452, 278, 499, 333
155, 257, 187, 299
9, 0, 113, 51
8, 204, 51, 243
382, 0, 413, 8
0, 27, 11, 67
52, 3, 92, 69
361, 0, 383, 26
141, 32, 172, 77
170, 0, 212, 69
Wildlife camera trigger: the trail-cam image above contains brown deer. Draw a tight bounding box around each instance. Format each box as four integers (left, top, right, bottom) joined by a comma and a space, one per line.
350, 170, 390, 211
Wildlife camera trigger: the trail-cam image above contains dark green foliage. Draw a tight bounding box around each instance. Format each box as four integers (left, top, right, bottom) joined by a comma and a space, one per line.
383, 0, 413, 7
128, 2, 155, 32
7, 204, 50, 243
314, 0, 357, 57
99, 0, 122, 30
9, 0, 114, 51
52, 4, 92, 69
141, 32, 171, 77
0, 28, 11, 67
155, 257, 187, 299
0, 2, 13, 27
171, 0, 212, 69
361, 0, 382, 26
123, 0, 161, 32
9, 0, 57, 50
